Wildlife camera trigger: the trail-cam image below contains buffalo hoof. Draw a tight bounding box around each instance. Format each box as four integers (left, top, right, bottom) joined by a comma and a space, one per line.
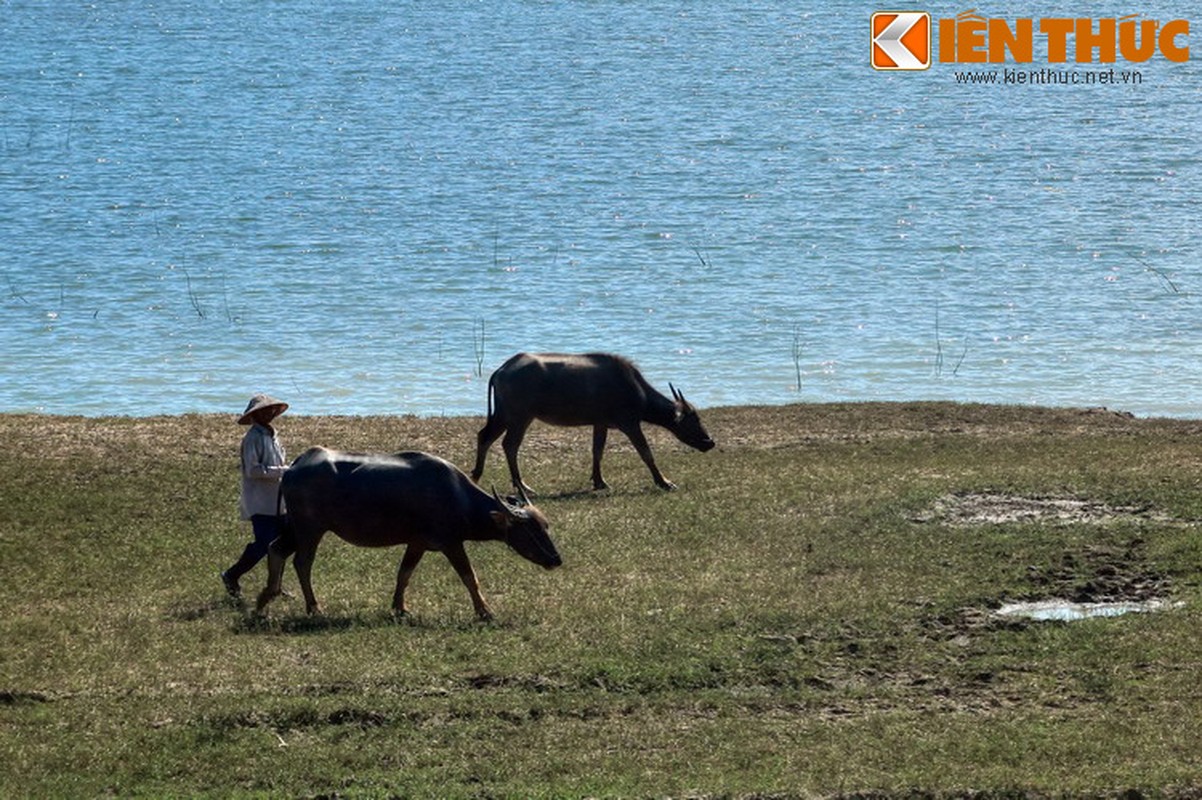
254, 590, 279, 613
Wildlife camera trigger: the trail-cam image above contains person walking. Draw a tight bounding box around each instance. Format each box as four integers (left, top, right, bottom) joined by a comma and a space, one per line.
221, 393, 289, 597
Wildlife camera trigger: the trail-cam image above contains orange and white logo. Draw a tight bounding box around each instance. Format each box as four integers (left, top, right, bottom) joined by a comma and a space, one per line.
871, 11, 931, 70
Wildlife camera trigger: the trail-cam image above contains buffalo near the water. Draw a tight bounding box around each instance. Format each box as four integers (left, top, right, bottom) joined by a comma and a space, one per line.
471, 352, 715, 493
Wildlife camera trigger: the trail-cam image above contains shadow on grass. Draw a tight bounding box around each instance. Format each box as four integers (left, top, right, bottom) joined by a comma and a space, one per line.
542, 487, 609, 501
230, 609, 512, 636
165, 596, 242, 622
540, 484, 666, 502
166, 588, 521, 635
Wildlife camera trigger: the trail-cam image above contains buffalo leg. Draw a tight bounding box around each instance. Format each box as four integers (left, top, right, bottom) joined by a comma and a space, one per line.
501, 420, 536, 496
591, 425, 610, 490
254, 533, 297, 613
292, 535, 323, 615
443, 541, 493, 620
621, 423, 676, 491
471, 415, 507, 483
392, 546, 426, 617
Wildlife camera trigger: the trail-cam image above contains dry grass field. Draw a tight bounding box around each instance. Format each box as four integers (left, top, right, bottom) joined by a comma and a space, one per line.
2, 402, 1202, 798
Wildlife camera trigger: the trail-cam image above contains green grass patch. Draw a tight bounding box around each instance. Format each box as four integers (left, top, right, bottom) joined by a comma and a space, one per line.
2, 403, 1202, 797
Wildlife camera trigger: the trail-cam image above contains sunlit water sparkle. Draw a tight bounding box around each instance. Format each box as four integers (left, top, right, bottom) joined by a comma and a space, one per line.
3, 3, 1201, 417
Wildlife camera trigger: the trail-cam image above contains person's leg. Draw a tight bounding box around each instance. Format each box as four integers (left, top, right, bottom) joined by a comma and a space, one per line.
222, 515, 280, 595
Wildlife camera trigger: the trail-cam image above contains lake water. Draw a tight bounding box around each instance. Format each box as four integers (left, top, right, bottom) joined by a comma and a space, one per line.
3, 3, 1202, 418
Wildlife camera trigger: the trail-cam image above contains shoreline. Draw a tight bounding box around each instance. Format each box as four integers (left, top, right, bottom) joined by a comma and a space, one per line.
0, 397, 1193, 422
6, 400, 1199, 470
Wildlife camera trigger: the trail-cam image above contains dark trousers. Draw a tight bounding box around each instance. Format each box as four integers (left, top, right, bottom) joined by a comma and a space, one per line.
226, 514, 282, 580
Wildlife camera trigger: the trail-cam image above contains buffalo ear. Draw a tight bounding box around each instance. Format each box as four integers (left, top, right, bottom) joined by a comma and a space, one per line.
490, 487, 513, 531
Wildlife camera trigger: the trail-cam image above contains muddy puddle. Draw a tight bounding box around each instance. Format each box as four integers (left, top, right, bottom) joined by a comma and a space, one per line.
915, 494, 1183, 622
914, 491, 1169, 527
996, 598, 1182, 622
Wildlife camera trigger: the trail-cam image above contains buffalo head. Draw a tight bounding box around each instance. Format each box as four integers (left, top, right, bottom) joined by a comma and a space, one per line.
669, 384, 716, 452
491, 490, 562, 569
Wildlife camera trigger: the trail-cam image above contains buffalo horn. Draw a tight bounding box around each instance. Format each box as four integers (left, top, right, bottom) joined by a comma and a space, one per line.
493, 485, 529, 511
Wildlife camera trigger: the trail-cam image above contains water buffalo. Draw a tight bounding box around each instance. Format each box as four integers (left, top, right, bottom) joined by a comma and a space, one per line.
255, 448, 561, 620
470, 352, 715, 493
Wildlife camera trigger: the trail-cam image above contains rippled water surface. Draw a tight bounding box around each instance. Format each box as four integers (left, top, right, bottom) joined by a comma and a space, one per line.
3, 3, 1201, 416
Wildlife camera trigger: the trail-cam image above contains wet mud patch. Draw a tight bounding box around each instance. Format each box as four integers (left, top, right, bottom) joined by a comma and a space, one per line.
925, 538, 1175, 637
996, 598, 1180, 621
915, 491, 1170, 527
1021, 538, 1171, 604
914, 492, 1180, 624
881, 539, 1181, 714
747, 535, 1180, 719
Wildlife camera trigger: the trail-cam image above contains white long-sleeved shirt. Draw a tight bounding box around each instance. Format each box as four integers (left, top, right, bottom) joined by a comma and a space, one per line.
239, 423, 287, 519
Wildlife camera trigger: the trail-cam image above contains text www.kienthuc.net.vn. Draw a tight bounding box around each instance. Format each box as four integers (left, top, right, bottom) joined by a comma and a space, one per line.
953, 67, 1144, 85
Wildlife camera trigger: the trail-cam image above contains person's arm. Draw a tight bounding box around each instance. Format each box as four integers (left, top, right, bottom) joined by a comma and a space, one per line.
242, 430, 287, 480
